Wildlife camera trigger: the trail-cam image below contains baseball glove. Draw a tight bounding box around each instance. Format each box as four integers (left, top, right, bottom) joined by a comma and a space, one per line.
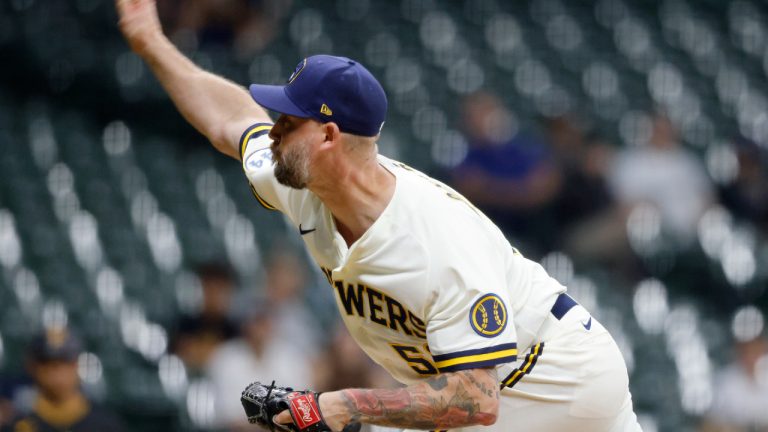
241, 381, 361, 432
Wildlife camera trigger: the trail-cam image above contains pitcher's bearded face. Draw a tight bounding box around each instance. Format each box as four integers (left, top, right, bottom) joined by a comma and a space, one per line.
272, 137, 311, 189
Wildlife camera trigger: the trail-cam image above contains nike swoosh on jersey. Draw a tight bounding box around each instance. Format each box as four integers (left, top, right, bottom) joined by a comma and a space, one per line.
299, 224, 316, 235
582, 317, 592, 331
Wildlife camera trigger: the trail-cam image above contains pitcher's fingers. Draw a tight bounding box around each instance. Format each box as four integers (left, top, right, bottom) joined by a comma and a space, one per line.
273, 409, 293, 425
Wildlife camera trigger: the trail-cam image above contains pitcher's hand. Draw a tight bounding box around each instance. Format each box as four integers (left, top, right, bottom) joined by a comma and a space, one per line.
116, 0, 163, 55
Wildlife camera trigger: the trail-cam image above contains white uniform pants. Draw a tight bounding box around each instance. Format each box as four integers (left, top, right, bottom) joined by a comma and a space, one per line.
371, 304, 642, 432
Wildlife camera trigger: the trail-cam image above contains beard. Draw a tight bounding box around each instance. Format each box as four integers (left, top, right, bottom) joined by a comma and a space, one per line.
272, 139, 310, 189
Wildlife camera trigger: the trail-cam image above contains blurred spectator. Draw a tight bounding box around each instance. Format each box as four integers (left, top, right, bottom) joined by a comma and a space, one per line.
161, 0, 289, 57
2, 329, 123, 432
608, 113, 715, 245
545, 115, 615, 229
206, 303, 313, 431
541, 116, 633, 268
0, 401, 9, 430
313, 324, 396, 393
0, 374, 33, 430
263, 247, 321, 352
719, 138, 768, 233
451, 91, 562, 248
171, 262, 239, 375
702, 335, 768, 431
0, 377, 21, 429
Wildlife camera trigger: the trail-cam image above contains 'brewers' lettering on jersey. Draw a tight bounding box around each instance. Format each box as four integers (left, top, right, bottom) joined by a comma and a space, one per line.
322, 269, 427, 339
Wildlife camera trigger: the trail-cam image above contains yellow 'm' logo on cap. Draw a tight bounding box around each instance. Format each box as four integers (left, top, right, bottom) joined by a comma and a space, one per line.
320, 104, 333, 116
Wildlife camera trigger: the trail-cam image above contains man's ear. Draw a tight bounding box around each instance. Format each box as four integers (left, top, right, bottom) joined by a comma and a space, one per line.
322, 122, 342, 143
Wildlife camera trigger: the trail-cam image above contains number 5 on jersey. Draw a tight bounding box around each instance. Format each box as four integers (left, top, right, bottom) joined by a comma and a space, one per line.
389, 343, 438, 375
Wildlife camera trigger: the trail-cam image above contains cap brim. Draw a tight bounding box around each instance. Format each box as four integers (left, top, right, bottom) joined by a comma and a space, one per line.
249, 84, 309, 118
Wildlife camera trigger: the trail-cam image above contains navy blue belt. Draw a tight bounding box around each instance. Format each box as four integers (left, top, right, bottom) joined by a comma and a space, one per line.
550, 293, 578, 320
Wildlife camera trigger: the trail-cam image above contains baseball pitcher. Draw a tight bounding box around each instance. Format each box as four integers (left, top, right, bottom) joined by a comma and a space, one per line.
116, 1, 642, 431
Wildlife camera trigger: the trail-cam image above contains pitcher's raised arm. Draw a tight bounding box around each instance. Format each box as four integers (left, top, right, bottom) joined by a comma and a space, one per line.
115, 0, 271, 159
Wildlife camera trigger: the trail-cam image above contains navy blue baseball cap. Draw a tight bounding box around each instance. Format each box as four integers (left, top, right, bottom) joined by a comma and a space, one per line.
249, 55, 387, 137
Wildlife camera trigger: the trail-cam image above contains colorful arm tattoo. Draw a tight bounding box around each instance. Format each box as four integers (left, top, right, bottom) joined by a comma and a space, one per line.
339, 368, 499, 429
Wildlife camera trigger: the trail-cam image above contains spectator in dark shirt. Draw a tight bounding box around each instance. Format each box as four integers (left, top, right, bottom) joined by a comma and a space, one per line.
3, 329, 123, 432
451, 91, 562, 249
0, 375, 27, 430
545, 115, 615, 230
541, 115, 633, 268
171, 262, 239, 374
720, 138, 768, 234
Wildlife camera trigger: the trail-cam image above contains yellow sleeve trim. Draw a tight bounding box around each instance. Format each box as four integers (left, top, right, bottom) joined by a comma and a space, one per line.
240, 124, 273, 160
433, 348, 518, 369
500, 343, 544, 388
249, 185, 278, 211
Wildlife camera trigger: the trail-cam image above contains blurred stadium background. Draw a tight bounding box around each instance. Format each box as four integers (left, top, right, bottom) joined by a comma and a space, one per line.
0, 0, 767, 431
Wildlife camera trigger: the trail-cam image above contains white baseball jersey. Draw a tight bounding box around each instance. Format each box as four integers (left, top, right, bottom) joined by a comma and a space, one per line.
239, 123, 565, 384
238, 123, 641, 432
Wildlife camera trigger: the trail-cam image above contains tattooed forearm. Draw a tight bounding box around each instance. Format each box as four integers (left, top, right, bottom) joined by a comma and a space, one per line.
340, 368, 499, 429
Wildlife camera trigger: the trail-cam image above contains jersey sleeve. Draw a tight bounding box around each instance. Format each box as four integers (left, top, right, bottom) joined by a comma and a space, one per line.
424, 233, 518, 373
239, 123, 304, 222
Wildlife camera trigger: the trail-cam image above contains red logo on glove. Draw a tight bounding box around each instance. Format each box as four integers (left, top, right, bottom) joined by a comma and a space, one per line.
288, 393, 322, 429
